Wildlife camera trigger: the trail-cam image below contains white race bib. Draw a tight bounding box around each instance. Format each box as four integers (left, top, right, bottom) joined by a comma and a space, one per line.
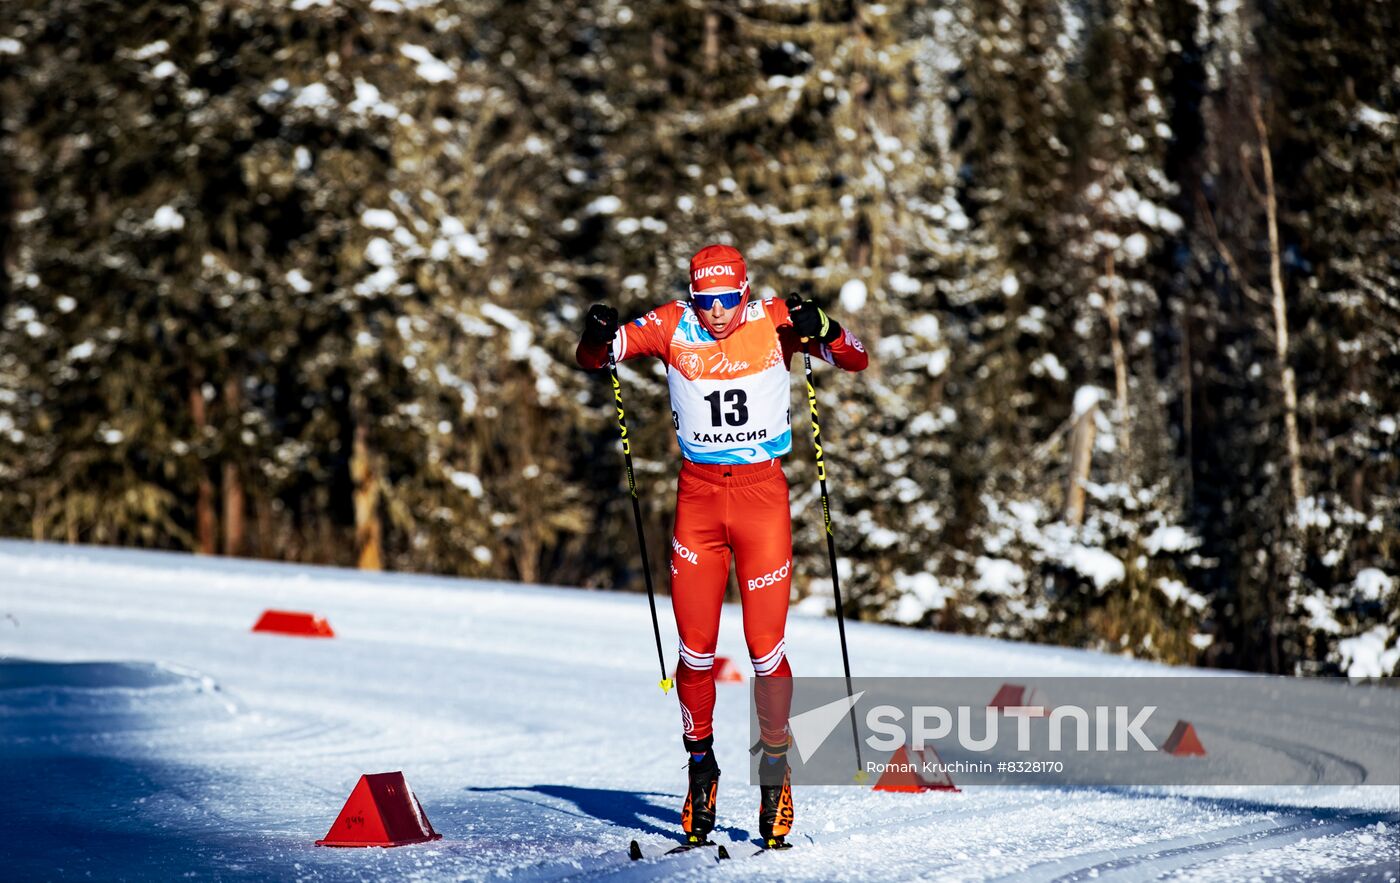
668, 365, 792, 464
664, 304, 793, 464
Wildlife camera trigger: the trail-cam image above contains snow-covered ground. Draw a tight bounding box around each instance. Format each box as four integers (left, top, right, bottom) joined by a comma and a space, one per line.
1, 539, 1395, 882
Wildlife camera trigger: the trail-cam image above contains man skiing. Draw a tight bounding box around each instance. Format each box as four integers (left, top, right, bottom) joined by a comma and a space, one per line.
575, 243, 868, 849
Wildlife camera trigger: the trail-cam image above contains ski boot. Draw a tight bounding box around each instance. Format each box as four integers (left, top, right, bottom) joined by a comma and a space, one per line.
757, 740, 794, 850
680, 735, 720, 845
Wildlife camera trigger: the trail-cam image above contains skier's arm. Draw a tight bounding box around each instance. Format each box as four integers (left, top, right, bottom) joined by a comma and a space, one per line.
575, 303, 674, 370
776, 295, 869, 372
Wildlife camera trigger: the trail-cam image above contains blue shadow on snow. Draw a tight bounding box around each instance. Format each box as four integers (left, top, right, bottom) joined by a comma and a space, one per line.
464, 784, 753, 842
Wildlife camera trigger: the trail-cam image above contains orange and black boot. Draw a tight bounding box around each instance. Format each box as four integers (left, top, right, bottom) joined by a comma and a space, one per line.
680, 735, 720, 844
757, 740, 794, 849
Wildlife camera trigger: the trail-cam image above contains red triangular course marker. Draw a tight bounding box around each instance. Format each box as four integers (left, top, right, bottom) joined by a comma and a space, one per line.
316, 772, 442, 847
988, 683, 1047, 714
671, 656, 747, 682
1161, 720, 1206, 756
713, 656, 745, 683
872, 744, 961, 793
252, 609, 335, 638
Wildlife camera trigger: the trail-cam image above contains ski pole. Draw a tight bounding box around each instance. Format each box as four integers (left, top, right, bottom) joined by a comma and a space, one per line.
800, 342, 867, 780
608, 348, 674, 694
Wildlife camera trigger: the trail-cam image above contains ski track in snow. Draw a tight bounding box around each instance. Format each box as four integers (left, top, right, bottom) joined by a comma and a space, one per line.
1, 540, 1395, 882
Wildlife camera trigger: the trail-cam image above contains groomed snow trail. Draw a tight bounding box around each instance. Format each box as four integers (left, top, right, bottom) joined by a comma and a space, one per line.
1, 541, 1395, 882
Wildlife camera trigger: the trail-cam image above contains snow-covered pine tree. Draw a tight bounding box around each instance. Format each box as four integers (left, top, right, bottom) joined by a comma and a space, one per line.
0, 0, 598, 577
1253, 0, 1399, 675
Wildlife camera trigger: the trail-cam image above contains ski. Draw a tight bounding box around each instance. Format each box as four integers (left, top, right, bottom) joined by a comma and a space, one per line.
734, 838, 796, 859
628, 838, 731, 861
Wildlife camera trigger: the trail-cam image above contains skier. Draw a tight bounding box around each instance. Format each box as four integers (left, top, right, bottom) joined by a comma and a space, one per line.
576, 243, 868, 849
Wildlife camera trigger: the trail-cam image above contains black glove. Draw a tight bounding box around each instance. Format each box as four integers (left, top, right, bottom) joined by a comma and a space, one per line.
581, 303, 619, 346
786, 293, 842, 344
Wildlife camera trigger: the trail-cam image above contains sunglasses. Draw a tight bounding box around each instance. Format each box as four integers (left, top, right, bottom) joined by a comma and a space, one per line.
691, 290, 745, 310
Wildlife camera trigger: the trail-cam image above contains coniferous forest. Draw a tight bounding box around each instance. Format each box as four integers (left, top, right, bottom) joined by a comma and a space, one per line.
1, 0, 1395, 676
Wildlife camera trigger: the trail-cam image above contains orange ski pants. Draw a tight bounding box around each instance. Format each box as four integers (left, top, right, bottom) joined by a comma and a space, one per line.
670, 459, 793, 746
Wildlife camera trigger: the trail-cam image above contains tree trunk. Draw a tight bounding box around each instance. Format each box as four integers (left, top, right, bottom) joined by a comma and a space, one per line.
31, 490, 46, 541
703, 10, 719, 78
1180, 303, 1194, 504
1102, 252, 1131, 462
222, 377, 246, 557
0, 151, 16, 308
515, 531, 539, 585
1064, 401, 1097, 527
651, 29, 668, 73
1251, 94, 1305, 509
189, 381, 217, 555
351, 421, 383, 571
